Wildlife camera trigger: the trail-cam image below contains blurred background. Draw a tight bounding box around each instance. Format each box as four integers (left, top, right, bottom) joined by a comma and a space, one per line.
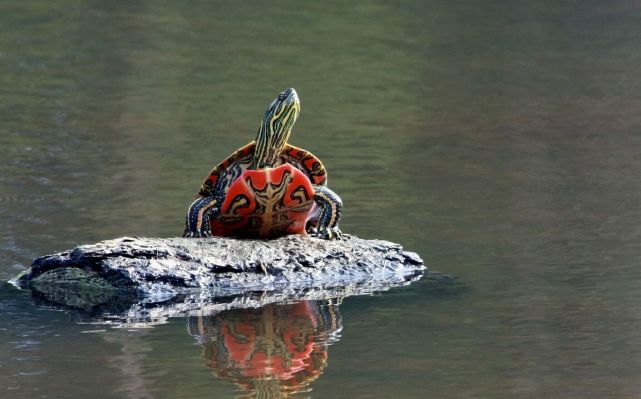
1, 1, 641, 398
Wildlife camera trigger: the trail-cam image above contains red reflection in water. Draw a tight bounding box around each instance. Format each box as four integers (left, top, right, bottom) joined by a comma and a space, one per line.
188, 300, 341, 397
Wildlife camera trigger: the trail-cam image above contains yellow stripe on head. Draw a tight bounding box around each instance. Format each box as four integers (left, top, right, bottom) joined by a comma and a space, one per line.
251, 88, 300, 169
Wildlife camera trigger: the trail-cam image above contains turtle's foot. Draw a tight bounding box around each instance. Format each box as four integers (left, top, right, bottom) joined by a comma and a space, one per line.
183, 230, 213, 238
311, 185, 343, 241
315, 226, 342, 240
182, 224, 214, 238
184, 196, 220, 238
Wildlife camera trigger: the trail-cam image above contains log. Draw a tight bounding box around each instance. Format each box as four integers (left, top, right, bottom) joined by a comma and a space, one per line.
10, 234, 426, 306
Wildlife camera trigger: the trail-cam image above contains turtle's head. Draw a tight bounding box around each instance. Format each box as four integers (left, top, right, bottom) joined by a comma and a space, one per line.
251, 88, 300, 169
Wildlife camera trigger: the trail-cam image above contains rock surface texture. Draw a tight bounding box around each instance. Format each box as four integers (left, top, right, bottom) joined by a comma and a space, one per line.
11, 234, 425, 300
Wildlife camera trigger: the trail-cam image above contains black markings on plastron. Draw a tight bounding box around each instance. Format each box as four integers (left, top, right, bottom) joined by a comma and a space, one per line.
290, 185, 312, 206
226, 194, 251, 216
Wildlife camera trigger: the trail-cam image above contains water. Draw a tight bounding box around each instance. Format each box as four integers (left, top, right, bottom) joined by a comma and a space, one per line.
2, 0, 641, 397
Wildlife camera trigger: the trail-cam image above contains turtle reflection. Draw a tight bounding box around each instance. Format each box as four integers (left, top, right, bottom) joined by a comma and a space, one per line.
188, 299, 342, 398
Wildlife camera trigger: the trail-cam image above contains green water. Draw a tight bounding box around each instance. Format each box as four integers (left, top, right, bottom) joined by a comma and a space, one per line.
2, 1, 641, 397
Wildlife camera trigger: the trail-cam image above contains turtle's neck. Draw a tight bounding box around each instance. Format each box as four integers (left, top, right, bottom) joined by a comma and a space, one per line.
250, 138, 286, 169
249, 88, 299, 170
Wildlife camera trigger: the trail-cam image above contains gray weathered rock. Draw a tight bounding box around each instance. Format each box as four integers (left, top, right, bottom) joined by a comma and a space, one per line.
11, 234, 425, 303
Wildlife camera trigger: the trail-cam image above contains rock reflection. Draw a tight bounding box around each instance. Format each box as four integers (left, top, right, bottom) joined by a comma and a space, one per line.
188, 300, 341, 398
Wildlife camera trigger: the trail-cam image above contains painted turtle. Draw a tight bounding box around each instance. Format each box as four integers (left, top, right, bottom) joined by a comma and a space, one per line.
184, 88, 342, 239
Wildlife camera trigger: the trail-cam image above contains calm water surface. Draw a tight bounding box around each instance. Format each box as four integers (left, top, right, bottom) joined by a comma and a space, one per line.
2, 1, 641, 398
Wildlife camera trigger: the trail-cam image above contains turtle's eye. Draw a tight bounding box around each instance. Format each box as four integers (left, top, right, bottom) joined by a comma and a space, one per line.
278, 93, 286, 100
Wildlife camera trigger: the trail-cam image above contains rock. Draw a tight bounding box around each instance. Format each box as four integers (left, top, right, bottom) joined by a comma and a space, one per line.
10, 234, 426, 307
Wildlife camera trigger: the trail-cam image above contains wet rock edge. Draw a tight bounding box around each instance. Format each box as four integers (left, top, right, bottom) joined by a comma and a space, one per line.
10, 234, 426, 299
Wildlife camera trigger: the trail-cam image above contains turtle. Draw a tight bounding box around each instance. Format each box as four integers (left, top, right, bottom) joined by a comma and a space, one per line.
183, 88, 342, 239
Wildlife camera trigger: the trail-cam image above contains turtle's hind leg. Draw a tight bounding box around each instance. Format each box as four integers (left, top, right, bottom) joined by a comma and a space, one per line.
183, 196, 221, 237
311, 185, 342, 240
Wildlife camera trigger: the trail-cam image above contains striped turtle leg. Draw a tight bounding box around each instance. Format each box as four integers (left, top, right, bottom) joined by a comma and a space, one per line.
183, 196, 221, 237
311, 185, 342, 240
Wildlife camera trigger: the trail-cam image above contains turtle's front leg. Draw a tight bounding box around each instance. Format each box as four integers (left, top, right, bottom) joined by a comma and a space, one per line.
311, 185, 343, 240
183, 196, 221, 238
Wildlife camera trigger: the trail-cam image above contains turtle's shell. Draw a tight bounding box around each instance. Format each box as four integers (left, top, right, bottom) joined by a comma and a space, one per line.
211, 163, 316, 238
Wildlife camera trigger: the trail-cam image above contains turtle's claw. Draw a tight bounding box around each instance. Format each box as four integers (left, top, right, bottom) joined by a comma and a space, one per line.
183, 229, 213, 238
334, 228, 343, 240
199, 230, 213, 238
315, 227, 342, 240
